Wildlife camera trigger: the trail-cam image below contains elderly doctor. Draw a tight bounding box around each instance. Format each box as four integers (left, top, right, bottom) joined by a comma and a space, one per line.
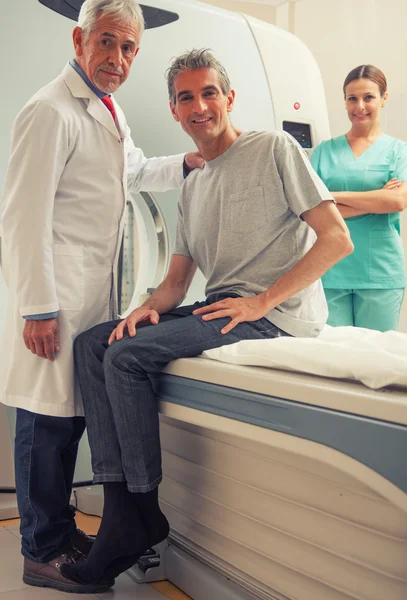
0, 0, 202, 594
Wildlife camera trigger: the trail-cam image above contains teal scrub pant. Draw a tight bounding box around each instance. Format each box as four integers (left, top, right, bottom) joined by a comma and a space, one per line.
324, 288, 405, 331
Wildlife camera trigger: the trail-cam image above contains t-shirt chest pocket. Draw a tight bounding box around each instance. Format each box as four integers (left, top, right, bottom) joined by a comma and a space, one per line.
229, 186, 269, 234
364, 163, 396, 189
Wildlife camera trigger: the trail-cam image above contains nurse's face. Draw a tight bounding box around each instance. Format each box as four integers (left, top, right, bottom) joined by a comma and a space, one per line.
344, 79, 388, 128
73, 13, 140, 94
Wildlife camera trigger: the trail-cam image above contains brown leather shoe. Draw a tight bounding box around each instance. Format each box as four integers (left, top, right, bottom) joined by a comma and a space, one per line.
23, 551, 114, 594
71, 528, 96, 557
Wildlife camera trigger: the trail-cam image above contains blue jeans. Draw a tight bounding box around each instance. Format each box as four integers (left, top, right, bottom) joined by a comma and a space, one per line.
14, 408, 86, 562
76, 295, 288, 493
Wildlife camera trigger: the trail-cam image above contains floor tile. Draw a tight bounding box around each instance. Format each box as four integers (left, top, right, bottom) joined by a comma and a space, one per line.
0, 529, 28, 593
97, 573, 166, 599
5, 524, 21, 540
0, 586, 97, 599
75, 511, 101, 536
0, 517, 20, 528
152, 581, 191, 600
0, 495, 19, 521
4, 525, 21, 541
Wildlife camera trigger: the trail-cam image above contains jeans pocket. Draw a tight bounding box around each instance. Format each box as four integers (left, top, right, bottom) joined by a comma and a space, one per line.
251, 318, 291, 338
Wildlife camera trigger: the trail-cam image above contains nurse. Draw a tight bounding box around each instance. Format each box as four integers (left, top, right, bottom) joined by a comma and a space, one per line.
311, 64, 407, 331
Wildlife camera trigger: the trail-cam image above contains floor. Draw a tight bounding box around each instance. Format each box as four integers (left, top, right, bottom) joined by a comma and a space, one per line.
0, 514, 191, 600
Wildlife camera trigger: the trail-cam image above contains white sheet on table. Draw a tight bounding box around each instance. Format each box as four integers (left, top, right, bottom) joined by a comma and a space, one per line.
202, 326, 407, 390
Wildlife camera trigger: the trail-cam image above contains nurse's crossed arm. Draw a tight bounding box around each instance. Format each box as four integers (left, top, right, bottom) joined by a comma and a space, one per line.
333, 181, 407, 214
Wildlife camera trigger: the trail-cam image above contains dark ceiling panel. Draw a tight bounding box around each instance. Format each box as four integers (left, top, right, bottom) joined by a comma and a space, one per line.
39, 0, 78, 19
38, 0, 179, 28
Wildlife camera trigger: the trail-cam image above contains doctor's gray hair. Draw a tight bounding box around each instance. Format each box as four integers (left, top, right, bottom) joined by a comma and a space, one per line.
166, 49, 231, 104
78, 0, 145, 38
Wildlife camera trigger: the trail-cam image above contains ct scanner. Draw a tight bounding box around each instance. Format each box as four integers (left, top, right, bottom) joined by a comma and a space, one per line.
0, 1, 406, 599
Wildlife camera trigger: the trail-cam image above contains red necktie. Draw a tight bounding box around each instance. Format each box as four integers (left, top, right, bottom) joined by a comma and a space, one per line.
101, 95, 117, 123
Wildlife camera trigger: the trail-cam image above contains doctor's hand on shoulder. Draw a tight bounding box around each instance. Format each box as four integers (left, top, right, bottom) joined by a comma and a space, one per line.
184, 151, 205, 173
23, 318, 60, 362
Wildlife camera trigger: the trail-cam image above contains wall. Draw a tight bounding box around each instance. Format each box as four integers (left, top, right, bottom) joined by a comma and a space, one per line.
202, 0, 276, 21
293, 0, 407, 141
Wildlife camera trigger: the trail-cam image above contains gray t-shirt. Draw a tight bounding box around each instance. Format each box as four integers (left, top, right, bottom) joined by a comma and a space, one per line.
174, 130, 333, 337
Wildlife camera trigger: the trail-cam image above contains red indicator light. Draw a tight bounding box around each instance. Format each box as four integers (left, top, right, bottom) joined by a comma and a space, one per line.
294, 102, 300, 110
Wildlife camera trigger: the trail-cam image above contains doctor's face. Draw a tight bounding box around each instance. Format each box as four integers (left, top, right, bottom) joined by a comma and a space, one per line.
344, 79, 387, 128
170, 68, 235, 145
73, 13, 140, 94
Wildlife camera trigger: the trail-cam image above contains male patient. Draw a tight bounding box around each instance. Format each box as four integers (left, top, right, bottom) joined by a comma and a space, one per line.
62, 49, 353, 585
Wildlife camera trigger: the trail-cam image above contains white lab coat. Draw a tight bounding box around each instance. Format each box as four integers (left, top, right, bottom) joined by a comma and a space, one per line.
0, 63, 184, 417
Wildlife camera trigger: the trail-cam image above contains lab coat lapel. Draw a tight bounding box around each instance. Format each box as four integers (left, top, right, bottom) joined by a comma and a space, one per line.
112, 97, 125, 139
87, 96, 120, 138
61, 63, 120, 139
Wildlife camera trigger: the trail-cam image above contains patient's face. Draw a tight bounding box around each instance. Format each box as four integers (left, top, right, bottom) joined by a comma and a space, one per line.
170, 68, 235, 145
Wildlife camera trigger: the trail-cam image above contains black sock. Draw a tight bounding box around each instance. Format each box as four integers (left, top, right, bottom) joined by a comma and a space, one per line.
61, 482, 148, 584
135, 487, 170, 546
102, 486, 170, 580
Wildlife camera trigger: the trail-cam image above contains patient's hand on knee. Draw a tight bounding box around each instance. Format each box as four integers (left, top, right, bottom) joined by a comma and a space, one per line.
108, 308, 160, 344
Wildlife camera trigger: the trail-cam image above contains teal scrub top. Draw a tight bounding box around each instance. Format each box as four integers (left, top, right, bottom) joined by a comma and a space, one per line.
311, 134, 407, 289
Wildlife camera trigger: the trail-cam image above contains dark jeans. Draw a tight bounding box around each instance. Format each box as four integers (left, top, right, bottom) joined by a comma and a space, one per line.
14, 408, 85, 562
76, 295, 289, 493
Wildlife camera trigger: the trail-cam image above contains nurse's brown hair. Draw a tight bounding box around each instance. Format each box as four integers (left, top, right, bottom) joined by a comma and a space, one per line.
343, 65, 387, 98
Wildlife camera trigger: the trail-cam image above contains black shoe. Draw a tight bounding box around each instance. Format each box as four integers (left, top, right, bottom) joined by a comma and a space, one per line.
71, 528, 96, 557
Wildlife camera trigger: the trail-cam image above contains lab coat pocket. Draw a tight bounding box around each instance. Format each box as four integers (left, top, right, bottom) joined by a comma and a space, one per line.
368, 230, 404, 281
230, 186, 268, 234
53, 244, 84, 310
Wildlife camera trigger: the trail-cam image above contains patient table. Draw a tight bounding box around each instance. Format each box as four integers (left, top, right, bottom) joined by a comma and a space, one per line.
144, 351, 407, 600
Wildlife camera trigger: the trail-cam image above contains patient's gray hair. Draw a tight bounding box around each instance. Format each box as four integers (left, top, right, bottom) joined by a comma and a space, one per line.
78, 0, 145, 38
166, 49, 231, 103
